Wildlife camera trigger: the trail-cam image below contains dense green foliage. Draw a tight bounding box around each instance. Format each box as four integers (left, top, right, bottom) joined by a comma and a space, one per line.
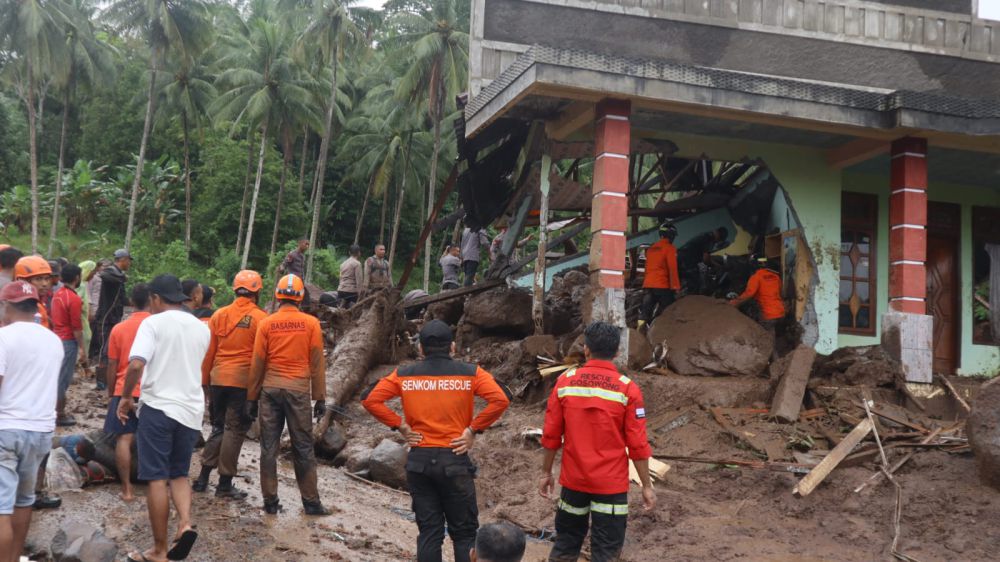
0, 0, 469, 293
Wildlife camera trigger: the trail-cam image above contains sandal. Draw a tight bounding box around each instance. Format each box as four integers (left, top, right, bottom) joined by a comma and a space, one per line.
166, 527, 198, 561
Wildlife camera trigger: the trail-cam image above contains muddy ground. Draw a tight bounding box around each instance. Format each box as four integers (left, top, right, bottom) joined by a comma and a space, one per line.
27, 367, 1000, 561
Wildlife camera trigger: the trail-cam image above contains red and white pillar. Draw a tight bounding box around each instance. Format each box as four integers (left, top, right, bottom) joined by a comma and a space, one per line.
888, 137, 928, 314
884, 136, 933, 383
589, 99, 631, 364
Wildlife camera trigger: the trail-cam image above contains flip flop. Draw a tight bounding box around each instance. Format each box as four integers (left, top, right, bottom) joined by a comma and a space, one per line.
166, 527, 198, 561
126, 552, 152, 562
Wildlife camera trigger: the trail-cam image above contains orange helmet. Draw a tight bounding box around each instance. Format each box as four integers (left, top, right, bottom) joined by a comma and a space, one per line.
232, 270, 263, 293
14, 256, 52, 279
275, 274, 304, 302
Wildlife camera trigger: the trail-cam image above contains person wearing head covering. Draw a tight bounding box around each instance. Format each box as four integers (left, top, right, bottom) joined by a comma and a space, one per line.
77, 261, 97, 358
639, 221, 681, 329
729, 255, 786, 345
362, 320, 512, 562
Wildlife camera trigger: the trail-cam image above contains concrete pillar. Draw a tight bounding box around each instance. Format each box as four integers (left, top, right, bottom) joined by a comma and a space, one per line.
883, 137, 933, 383
589, 99, 630, 367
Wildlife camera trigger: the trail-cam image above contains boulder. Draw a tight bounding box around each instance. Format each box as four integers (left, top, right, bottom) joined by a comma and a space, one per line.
627, 328, 654, 371
460, 288, 533, 338
426, 297, 465, 326
52, 521, 118, 562
648, 295, 772, 377
368, 439, 407, 489
545, 270, 590, 336
315, 425, 348, 459
334, 443, 374, 473
967, 382, 1000, 489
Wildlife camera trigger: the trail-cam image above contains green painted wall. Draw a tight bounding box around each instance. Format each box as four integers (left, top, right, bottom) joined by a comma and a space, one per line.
841, 172, 1000, 376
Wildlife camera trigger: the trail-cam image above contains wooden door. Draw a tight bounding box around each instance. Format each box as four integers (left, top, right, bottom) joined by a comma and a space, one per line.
926, 202, 960, 375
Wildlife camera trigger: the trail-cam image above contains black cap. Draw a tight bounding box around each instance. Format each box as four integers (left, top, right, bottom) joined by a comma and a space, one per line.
149, 274, 188, 304
420, 320, 454, 347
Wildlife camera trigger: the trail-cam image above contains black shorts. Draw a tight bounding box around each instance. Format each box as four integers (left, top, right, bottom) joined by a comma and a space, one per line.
136, 405, 200, 481
103, 397, 139, 435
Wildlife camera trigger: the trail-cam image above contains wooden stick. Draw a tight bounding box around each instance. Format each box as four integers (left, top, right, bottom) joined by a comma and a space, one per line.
936, 374, 972, 413
868, 408, 930, 434
653, 455, 814, 474
343, 470, 410, 496
793, 418, 873, 496
854, 427, 942, 493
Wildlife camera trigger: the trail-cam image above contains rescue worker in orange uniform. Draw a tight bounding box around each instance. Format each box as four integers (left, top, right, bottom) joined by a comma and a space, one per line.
728, 255, 786, 337
245, 274, 330, 516
14, 256, 53, 328
639, 221, 680, 328
193, 270, 267, 499
362, 320, 512, 562
539, 321, 656, 562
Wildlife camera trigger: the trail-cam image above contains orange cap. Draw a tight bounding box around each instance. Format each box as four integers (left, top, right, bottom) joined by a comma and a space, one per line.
275, 274, 304, 302
14, 256, 52, 279
233, 270, 263, 292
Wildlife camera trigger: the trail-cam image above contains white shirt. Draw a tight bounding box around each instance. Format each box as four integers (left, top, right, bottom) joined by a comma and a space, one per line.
0, 321, 64, 432
129, 309, 210, 430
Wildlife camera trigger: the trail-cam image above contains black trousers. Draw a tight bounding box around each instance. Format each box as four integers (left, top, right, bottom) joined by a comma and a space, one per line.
406, 448, 479, 562
201, 386, 250, 477
549, 487, 628, 562
640, 288, 676, 324
461, 260, 479, 287
337, 291, 358, 308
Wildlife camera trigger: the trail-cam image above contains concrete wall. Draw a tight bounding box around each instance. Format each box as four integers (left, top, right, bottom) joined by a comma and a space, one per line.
841, 172, 1000, 376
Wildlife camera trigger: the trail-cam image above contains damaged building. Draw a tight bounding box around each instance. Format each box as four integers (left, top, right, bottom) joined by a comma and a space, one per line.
449, 0, 1000, 381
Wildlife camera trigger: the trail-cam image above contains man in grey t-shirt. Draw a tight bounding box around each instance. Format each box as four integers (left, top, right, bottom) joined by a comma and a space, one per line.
439, 245, 462, 291
460, 227, 491, 287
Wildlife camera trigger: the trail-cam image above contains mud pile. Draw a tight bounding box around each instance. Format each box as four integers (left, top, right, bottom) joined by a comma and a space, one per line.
967, 381, 1000, 489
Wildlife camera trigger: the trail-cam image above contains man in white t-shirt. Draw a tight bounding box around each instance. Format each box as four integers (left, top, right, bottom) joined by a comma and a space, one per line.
0, 280, 64, 560
117, 274, 209, 562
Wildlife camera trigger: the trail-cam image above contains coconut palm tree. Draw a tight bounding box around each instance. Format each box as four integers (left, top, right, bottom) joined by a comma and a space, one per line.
49, 0, 117, 256
104, 0, 214, 251
0, 0, 73, 252
156, 56, 216, 253
389, 0, 468, 290
212, 14, 324, 268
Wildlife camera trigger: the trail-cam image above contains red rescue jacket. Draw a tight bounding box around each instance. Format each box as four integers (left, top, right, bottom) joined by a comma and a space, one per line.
541, 359, 651, 495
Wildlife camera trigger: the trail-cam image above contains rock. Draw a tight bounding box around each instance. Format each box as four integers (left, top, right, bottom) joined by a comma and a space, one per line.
545, 270, 590, 336
51, 521, 117, 562
627, 328, 653, 371
460, 288, 533, 338
813, 346, 902, 387
564, 334, 586, 363
522, 335, 559, 360
648, 296, 773, 377
769, 345, 817, 423
967, 382, 1000, 489
334, 443, 373, 473
315, 425, 348, 459
368, 439, 407, 489
425, 297, 465, 326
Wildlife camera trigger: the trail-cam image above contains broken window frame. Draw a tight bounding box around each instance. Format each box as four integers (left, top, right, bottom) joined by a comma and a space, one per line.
839, 192, 877, 336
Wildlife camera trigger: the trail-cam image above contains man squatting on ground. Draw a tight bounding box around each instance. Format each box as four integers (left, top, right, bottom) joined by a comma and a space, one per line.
194, 270, 267, 498
0, 281, 64, 562
117, 274, 210, 562
246, 274, 331, 516
540, 321, 657, 562
362, 319, 512, 562
104, 283, 152, 502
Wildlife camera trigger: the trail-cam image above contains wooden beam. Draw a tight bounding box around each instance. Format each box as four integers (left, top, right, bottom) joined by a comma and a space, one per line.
545, 101, 594, 141
826, 138, 890, 169
402, 279, 504, 309
533, 154, 552, 335
793, 418, 873, 496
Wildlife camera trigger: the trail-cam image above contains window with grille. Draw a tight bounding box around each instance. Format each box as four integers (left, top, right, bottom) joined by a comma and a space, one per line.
839, 192, 877, 335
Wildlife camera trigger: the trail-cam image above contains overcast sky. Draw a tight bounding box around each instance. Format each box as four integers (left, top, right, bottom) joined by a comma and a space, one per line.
982, 0, 1000, 20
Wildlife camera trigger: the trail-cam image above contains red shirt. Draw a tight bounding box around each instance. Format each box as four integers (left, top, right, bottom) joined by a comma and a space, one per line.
107, 311, 150, 398
643, 239, 680, 290
50, 286, 83, 341
738, 269, 785, 320
541, 359, 651, 495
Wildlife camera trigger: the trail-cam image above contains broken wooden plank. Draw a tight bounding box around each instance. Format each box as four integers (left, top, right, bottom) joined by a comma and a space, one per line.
402, 279, 504, 309
654, 455, 814, 475
710, 407, 768, 458
770, 345, 817, 422
869, 407, 930, 434
628, 458, 671, 485
936, 374, 972, 414
854, 427, 943, 493
798, 408, 827, 420
793, 418, 874, 496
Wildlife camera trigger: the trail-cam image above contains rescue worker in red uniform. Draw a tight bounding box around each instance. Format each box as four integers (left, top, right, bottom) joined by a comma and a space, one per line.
362, 320, 512, 562
729, 255, 786, 335
639, 221, 680, 328
539, 321, 656, 562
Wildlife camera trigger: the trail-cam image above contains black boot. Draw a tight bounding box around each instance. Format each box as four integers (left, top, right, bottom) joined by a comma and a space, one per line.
192, 465, 213, 493
215, 475, 248, 499
263, 496, 282, 514
302, 499, 331, 516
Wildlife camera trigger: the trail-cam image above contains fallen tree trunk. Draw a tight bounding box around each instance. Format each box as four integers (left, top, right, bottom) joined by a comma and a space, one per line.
315, 290, 404, 438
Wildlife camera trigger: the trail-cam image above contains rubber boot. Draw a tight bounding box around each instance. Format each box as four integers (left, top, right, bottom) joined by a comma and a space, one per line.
215, 475, 248, 499
263, 496, 282, 514
302, 499, 331, 516
192, 465, 212, 493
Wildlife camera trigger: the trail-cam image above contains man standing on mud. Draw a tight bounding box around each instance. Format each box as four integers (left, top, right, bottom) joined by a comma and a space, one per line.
95, 249, 132, 389
639, 221, 680, 329
539, 321, 656, 562
460, 226, 491, 287
194, 270, 267, 499
118, 274, 210, 562
362, 320, 512, 562
246, 274, 331, 516
364, 244, 392, 293
279, 238, 309, 278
